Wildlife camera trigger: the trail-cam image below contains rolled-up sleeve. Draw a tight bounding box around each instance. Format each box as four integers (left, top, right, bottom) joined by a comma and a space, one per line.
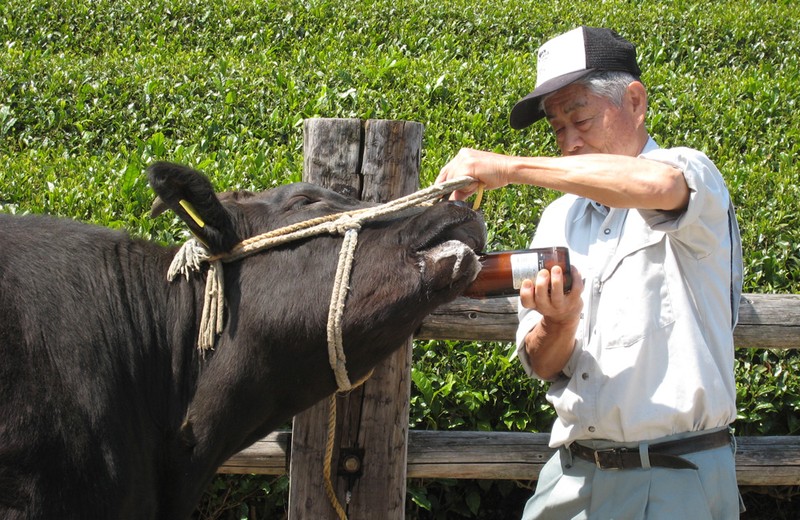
638, 147, 732, 259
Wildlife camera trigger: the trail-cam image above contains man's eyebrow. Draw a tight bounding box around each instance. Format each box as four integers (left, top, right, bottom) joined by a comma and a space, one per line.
546, 98, 589, 121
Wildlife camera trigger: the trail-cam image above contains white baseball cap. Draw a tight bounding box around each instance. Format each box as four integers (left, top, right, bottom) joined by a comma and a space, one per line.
510, 26, 642, 129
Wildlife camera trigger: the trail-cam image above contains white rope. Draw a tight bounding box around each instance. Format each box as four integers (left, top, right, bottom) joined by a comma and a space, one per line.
167, 176, 473, 357
223, 177, 472, 263
327, 228, 359, 391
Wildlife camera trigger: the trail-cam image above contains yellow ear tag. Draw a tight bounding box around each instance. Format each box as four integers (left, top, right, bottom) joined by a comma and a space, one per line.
179, 199, 206, 229
472, 182, 485, 211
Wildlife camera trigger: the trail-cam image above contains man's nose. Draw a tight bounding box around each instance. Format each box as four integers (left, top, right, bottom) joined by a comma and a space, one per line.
561, 129, 583, 155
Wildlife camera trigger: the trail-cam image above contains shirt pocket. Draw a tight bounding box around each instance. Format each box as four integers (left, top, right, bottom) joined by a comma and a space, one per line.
597, 237, 676, 350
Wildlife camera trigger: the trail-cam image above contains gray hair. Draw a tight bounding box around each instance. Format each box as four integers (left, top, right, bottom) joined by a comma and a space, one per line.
539, 70, 641, 113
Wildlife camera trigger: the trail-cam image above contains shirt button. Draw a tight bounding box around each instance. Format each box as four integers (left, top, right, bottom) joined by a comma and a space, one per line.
603, 228, 611, 235
588, 426, 596, 433
581, 372, 589, 380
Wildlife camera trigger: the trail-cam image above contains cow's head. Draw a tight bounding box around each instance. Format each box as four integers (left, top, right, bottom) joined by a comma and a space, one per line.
149, 162, 486, 425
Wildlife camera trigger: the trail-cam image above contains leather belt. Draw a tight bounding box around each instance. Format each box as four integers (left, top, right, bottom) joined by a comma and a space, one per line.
568, 429, 732, 471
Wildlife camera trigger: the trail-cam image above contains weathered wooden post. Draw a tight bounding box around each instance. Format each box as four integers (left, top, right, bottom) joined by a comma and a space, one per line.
288, 118, 424, 519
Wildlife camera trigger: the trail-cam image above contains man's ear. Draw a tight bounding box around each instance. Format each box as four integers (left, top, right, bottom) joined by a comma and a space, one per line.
147, 161, 240, 254
626, 80, 648, 124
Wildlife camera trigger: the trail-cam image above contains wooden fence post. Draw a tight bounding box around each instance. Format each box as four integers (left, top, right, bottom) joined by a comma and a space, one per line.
288, 118, 424, 519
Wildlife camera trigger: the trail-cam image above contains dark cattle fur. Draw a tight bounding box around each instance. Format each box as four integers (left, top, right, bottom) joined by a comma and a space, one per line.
0, 162, 486, 519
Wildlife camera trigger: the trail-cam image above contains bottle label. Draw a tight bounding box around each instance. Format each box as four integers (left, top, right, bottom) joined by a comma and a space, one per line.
510, 252, 542, 289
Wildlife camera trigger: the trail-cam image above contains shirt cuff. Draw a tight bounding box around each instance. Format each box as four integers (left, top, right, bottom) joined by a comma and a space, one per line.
515, 311, 582, 381
514, 310, 540, 378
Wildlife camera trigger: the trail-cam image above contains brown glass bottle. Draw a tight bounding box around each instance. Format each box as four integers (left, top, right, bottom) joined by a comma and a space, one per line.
463, 246, 572, 298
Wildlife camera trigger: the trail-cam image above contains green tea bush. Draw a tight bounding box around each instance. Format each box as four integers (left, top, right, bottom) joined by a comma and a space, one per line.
2, 0, 798, 517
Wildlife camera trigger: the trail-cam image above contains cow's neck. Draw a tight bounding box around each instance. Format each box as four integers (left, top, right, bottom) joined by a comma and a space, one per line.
150, 255, 290, 516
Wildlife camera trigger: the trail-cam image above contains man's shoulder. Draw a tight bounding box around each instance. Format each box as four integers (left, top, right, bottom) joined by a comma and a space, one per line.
641, 146, 723, 182
640, 136, 713, 164
641, 144, 715, 165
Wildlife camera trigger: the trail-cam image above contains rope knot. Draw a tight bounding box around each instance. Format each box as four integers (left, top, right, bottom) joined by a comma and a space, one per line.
168, 238, 211, 281
331, 214, 362, 235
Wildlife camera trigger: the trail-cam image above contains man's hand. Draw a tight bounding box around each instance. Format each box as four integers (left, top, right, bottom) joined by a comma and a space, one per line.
436, 148, 512, 200
521, 265, 584, 381
519, 265, 582, 316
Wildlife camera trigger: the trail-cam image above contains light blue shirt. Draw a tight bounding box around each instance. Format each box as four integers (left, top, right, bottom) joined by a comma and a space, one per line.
516, 137, 743, 447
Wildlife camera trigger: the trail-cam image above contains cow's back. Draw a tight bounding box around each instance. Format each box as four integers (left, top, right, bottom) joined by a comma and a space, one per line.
0, 214, 171, 519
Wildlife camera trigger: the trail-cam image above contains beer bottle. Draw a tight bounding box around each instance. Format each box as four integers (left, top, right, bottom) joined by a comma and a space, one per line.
463, 246, 572, 298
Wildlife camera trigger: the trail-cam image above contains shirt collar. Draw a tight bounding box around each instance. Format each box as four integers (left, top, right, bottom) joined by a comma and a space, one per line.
573, 198, 606, 224
639, 135, 660, 155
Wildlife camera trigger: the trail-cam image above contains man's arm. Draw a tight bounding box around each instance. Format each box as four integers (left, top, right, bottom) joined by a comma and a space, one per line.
437, 149, 690, 212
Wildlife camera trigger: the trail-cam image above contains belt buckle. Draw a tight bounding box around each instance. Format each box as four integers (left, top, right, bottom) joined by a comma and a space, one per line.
593, 447, 625, 470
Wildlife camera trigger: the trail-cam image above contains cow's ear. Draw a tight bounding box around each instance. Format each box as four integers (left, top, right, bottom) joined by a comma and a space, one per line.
147, 162, 240, 254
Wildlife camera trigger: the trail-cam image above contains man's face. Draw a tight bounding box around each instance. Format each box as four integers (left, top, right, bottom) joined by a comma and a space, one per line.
544, 82, 642, 157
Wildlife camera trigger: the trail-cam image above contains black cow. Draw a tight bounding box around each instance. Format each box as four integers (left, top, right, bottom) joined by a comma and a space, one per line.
0, 162, 486, 519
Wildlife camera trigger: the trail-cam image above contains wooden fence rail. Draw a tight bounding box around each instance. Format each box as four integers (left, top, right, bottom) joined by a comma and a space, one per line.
221, 431, 800, 487
418, 293, 800, 349
219, 292, 800, 486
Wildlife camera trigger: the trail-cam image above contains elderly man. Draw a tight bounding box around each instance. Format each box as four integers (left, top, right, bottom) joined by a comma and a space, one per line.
437, 26, 744, 519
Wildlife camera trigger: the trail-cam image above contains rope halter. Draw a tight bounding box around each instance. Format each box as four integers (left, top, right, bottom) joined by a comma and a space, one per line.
166, 177, 475, 390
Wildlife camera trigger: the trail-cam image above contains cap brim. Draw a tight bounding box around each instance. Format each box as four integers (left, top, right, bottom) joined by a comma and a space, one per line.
509, 69, 595, 130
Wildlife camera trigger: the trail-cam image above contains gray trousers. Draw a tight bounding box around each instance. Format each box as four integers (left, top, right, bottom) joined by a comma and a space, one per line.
521, 430, 744, 520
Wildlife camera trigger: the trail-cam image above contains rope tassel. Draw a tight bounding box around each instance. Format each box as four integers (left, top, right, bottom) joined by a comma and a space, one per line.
199, 260, 225, 350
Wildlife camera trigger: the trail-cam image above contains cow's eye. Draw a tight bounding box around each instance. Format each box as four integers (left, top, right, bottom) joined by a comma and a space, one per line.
286, 195, 316, 210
